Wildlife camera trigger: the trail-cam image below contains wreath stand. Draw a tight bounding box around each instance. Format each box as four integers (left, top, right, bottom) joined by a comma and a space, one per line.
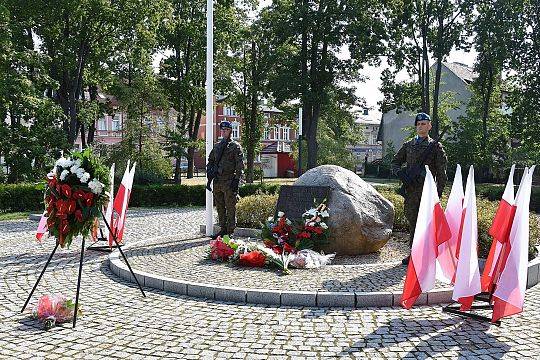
442, 290, 501, 326
20, 209, 145, 328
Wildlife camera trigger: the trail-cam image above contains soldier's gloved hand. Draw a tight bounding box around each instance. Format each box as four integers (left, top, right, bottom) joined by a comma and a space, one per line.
230, 178, 240, 193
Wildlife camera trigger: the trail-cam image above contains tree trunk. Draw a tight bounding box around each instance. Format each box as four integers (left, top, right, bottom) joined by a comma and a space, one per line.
173, 157, 181, 184
87, 85, 98, 144
432, 58, 443, 138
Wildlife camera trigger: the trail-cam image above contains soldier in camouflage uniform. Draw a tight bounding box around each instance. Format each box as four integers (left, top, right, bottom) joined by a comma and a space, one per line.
207, 121, 244, 239
391, 113, 447, 264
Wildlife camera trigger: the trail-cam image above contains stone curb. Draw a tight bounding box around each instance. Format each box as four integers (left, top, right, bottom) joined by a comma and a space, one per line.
107, 238, 540, 308
200, 224, 261, 238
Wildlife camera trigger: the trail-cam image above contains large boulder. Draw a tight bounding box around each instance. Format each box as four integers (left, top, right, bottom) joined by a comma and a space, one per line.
294, 165, 394, 255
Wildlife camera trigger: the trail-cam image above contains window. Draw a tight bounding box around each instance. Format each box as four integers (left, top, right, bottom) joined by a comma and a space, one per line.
264, 126, 269, 140
223, 106, 236, 116
363, 108, 369, 116
232, 121, 240, 139
112, 114, 122, 131
282, 127, 290, 141
97, 117, 107, 131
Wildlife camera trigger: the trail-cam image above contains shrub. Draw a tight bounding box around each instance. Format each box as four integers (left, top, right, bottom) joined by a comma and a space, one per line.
0, 183, 44, 212
236, 194, 279, 229
376, 188, 408, 231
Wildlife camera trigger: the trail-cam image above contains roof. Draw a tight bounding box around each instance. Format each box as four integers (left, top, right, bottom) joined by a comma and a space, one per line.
443, 62, 477, 84
261, 142, 278, 154
261, 106, 283, 114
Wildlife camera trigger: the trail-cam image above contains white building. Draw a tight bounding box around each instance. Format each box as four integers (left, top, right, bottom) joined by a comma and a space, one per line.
350, 108, 383, 172
379, 62, 477, 153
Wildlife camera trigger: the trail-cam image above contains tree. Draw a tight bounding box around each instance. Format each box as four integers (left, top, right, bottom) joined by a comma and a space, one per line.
159, 0, 237, 181
385, 0, 473, 136
264, 0, 389, 170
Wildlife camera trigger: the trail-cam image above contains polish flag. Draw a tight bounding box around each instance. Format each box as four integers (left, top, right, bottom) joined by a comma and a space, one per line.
481, 165, 516, 292
437, 164, 463, 284
110, 161, 136, 246
452, 166, 481, 310
102, 163, 115, 242
492, 166, 535, 322
36, 212, 48, 241
401, 166, 452, 309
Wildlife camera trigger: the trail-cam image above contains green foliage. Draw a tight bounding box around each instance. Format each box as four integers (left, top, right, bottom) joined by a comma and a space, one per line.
236, 194, 279, 228
0, 184, 44, 212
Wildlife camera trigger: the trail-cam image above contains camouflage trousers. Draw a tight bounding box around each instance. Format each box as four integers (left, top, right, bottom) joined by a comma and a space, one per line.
404, 190, 422, 247
213, 179, 238, 234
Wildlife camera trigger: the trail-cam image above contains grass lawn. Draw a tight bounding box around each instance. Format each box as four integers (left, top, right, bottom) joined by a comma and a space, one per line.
0, 212, 29, 221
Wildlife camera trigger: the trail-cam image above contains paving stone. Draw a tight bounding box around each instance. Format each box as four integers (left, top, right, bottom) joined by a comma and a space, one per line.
0, 208, 539, 359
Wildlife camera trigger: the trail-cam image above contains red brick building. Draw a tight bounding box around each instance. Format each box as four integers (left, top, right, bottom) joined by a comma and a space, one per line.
195, 98, 297, 178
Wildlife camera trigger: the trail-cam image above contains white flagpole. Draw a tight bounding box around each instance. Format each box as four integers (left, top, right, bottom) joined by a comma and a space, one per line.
205, 0, 214, 236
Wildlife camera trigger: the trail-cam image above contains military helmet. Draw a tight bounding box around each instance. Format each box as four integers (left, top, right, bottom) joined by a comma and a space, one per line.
219, 120, 232, 130
415, 112, 431, 125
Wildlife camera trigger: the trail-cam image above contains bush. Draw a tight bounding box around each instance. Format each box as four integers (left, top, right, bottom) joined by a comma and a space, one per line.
377, 185, 539, 259
376, 188, 408, 231
0, 183, 44, 212
236, 194, 279, 228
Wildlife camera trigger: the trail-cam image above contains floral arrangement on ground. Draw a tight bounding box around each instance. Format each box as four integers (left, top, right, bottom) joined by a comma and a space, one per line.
32, 294, 82, 330
43, 148, 110, 248
208, 202, 334, 273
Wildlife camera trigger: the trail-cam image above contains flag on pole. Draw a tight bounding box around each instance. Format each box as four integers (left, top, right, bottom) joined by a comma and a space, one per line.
437, 164, 463, 284
452, 165, 481, 310
401, 166, 452, 309
102, 163, 115, 242
492, 166, 535, 322
36, 212, 48, 241
481, 165, 516, 292
110, 161, 136, 246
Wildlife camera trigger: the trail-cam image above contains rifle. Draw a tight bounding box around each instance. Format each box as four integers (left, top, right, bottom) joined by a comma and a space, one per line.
206, 140, 226, 191
397, 126, 449, 197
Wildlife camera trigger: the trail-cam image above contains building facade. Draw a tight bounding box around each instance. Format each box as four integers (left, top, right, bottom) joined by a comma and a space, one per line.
195, 100, 297, 178
379, 62, 477, 153
350, 108, 383, 173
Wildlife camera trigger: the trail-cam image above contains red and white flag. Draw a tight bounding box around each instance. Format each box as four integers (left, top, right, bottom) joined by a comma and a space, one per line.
481, 164, 516, 292
401, 166, 452, 309
452, 165, 481, 310
36, 212, 48, 241
110, 161, 136, 246
437, 164, 463, 284
102, 163, 115, 242
492, 166, 535, 322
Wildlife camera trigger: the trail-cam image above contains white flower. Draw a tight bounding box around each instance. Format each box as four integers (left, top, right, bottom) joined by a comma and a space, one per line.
267, 216, 274, 222
303, 208, 317, 218
277, 211, 284, 218
59, 170, 69, 181
70, 159, 82, 174
321, 210, 329, 218
286, 219, 292, 225
56, 157, 73, 168
88, 178, 104, 194
80, 172, 91, 183
320, 222, 328, 229
308, 222, 315, 227
75, 167, 85, 178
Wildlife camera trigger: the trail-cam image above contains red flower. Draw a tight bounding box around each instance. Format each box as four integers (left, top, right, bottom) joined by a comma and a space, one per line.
283, 242, 296, 254
55, 199, 67, 216
66, 200, 77, 214
61, 184, 72, 198
297, 231, 311, 239
48, 176, 57, 188
209, 239, 234, 261
60, 220, 69, 235
238, 251, 266, 268
72, 190, 85, 200
305, 225, 323, 235
83, 192, 94, 206
75, 210, 83, 222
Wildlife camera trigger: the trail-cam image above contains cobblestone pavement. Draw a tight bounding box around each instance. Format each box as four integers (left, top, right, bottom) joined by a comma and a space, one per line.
122, 236, 450, 293
1, 207, 540, 359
